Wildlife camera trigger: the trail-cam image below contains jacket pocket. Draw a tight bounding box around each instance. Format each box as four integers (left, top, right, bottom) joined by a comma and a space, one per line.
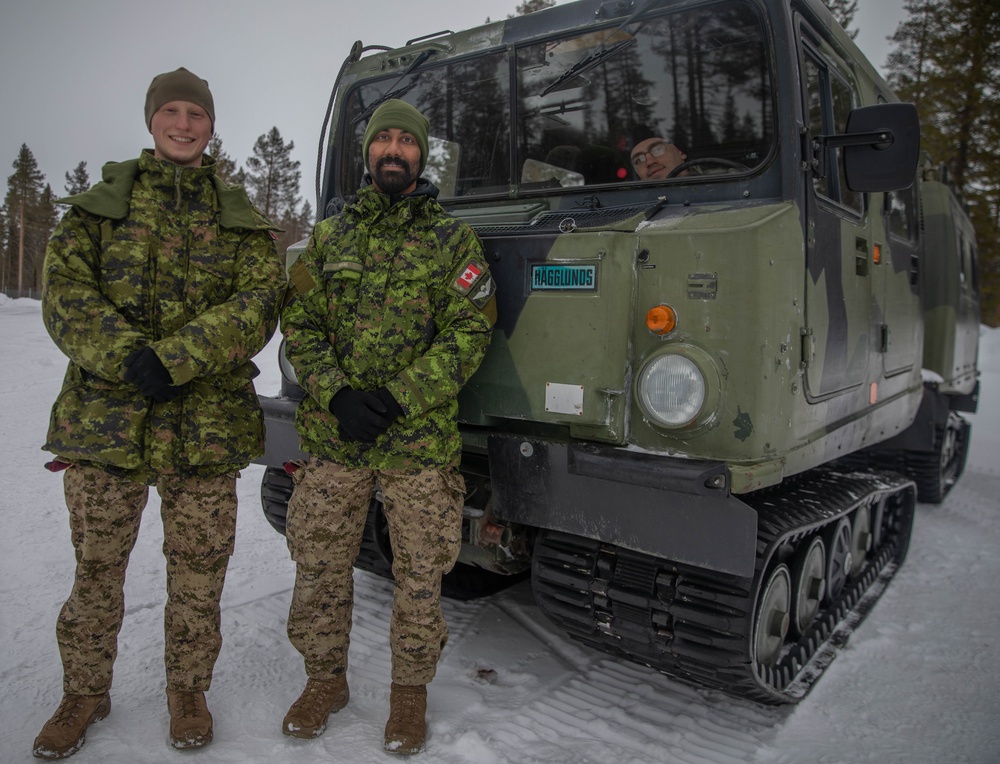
386, 259, 436, 333
186, 247, 235, 314
180, 365, 263, 466
45, 372, 149, 469
324, 261, 362, 300
323, 260, 363, 277
100, 240, 149, 322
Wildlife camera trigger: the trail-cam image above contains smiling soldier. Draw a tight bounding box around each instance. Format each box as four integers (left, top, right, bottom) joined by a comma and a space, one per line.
279, 99, 496, 755
33, 67, 285, 758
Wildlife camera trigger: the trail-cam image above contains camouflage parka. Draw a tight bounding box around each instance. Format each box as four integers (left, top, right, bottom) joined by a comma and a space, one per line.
42, 150, 285, 481
282, 181, 496, 469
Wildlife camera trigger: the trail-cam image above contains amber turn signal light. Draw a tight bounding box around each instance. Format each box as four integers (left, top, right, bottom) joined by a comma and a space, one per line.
646, 304, 677, 335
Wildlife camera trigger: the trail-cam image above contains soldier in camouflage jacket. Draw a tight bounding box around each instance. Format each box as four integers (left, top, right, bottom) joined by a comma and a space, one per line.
43, 151, 281, 477
33, 68, 285, 759
280, 100, 495, 755
284, 180, 496, 469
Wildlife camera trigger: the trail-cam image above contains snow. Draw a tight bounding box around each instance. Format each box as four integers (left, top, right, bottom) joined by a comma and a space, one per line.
1, 293, 998, 764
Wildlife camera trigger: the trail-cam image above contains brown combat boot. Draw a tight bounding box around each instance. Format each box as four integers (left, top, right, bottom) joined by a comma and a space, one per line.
32, 692, 111, 759
282, 676, 350, 739
383, 682, 427, 755
166, 689, 213, 749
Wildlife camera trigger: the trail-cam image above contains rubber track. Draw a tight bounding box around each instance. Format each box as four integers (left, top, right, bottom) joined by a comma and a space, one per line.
899, 416, 970, 503
532, 468, 916, 704
837, 414, 971, 504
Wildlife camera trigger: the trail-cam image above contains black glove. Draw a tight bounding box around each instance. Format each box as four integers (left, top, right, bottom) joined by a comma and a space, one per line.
124, 347, 184, 403
373, 387, 404, 423
330, 387, 394, 443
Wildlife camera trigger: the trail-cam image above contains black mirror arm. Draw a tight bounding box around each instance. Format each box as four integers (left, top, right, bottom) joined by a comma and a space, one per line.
819, 130, 896, 150
811, 130, 895, 178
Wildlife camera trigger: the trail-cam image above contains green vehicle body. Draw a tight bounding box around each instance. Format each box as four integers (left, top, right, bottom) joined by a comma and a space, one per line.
846, 166, 980, 502
257, 0, 979, 701
919, 175, 980, 396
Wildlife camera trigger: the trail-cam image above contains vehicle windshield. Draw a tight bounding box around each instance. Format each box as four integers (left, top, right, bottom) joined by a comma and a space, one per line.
336, 0, 773, 199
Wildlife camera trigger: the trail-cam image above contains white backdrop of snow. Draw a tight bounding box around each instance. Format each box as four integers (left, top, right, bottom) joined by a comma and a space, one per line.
1, 294, 997, 764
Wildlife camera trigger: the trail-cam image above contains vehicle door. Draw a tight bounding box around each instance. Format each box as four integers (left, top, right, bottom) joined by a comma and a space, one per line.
881, 175, 922, 376
799, 30, 872, 400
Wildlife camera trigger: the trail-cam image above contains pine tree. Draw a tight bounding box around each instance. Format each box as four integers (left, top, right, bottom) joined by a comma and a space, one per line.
2, 144, 47, 295
63, 161, 90, 197
885, 0, 1000, 325
823, 0, 860, 39
244, 127, 304, 256
281, 199, 315, 251
244, 127, 301, 222
232, 166, 249, 188
26, 185, 58, 290
886, 1, 939, 108
207, 135, 241, 186
0, 205, 6, 292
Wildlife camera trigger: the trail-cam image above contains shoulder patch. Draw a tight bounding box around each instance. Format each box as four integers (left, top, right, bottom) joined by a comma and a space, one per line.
468, 274, 496, 311
452, 261, 485, 295
289, 259, 317, 295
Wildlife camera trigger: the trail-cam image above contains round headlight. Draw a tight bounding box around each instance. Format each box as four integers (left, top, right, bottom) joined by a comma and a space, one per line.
637, 353, 706, 427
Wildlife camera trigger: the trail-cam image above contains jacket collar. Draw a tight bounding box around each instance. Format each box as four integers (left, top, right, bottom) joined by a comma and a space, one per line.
353, 177, 441, 217
58, 150, 277, 231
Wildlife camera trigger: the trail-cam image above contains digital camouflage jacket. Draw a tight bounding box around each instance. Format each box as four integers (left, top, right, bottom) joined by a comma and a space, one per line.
42, 150, 285, 481
283, 181, 496, 470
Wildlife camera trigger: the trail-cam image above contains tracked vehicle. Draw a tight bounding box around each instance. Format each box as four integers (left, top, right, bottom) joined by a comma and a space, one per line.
256, 0, 980, 703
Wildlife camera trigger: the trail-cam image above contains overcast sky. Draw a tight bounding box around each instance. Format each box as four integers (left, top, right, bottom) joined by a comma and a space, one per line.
1, 0, 906, 208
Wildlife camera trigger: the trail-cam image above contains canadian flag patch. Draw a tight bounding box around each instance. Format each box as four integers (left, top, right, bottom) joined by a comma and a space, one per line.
455, 262, 482, 291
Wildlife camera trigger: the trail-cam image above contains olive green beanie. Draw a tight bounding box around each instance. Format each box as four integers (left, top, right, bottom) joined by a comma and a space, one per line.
362, 99, 429, 173
144, 67, 215, 130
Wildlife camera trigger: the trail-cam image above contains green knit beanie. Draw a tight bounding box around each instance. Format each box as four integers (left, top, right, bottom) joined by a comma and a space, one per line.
144, 67, 215, 130
362, 100, 429, 174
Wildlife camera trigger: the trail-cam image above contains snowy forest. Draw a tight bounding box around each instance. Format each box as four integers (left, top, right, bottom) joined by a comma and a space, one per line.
1, 0, 998, 324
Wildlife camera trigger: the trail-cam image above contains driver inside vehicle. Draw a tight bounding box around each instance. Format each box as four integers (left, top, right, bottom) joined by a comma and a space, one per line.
630, 137, 688, 180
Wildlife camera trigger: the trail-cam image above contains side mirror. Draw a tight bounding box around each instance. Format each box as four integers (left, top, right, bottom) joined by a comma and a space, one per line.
816, 103, 920, 193
844, 103, 920, 192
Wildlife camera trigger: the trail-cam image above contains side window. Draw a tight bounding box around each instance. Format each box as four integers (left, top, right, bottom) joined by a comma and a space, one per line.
804, 56, 828, 198
829, 74, 861, 212
887, 184, 917, 241
804, 48, 863, 215
969, 242, 980, 293
958, 233, 967, 285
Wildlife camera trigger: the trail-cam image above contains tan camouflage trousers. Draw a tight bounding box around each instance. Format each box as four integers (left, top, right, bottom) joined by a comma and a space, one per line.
285, 457, 464, 686
56, 464, 237, 695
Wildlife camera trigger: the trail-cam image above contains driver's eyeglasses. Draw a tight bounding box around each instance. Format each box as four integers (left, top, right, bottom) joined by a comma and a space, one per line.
631, 141, 669, 168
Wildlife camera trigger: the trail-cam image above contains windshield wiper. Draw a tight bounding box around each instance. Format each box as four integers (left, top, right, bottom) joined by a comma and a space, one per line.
541, 38, 637, 96
540, 0, 654, 97
352, 49, 437, 124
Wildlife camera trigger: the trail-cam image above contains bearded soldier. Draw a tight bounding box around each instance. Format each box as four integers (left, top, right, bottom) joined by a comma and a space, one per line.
279, 99, 496, 755
33, 67, 285, 758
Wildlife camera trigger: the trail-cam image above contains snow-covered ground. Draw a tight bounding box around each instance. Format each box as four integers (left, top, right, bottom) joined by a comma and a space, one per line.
1, 294, 997, 764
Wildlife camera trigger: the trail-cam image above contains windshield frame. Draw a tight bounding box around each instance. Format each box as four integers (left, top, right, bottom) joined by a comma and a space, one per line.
331, 0, 777, 205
